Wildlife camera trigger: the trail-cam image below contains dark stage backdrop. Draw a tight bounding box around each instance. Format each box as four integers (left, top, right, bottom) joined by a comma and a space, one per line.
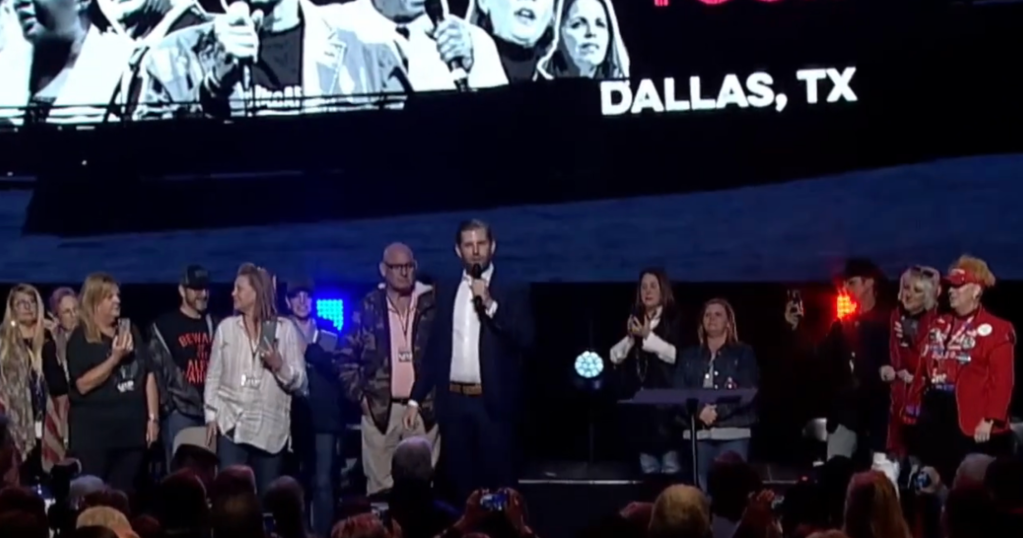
11, 280, 1022, 465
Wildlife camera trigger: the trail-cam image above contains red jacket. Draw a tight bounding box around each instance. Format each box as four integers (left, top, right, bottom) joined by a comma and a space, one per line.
887, 309, 936, 453
914, 307, 1016, 436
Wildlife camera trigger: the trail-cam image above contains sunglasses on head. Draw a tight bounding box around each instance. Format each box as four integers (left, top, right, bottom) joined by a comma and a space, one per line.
911, 266, 939, 278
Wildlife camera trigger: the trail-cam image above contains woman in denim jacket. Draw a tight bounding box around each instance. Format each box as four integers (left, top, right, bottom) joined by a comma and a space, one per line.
609, 268, 682, 476
675, 298, 759, 490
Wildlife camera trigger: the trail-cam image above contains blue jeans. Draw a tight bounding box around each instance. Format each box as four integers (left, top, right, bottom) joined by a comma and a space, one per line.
695, 438, 750, 491
639, 451, 681, 475
217, 434, 284, 497
163, 411, 204, 470
302, 433, 339, 537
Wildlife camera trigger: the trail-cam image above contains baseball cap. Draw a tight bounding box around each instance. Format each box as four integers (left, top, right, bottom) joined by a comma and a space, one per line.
181, 265, 210, 289
946, 266, 991, 288
286, 277, 315, 298
172, 426, 217, 461
840, 258, 884, 282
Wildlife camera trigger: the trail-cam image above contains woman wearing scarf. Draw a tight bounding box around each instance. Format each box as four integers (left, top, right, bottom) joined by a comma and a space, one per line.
0, 284, 49, 484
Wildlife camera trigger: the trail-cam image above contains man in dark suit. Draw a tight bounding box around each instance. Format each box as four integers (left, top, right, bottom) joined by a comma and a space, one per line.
402, 219, 535, 504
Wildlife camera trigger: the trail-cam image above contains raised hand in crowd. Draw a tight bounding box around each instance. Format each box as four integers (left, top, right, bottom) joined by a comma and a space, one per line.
784, 298, 803, 330
210, 2, 264, 90
734, 489, 782, 538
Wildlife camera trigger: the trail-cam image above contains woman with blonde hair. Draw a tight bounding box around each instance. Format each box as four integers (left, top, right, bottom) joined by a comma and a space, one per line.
842, 470, 911, 538
205, 263, 305, 495
66, 273, 158, 492
675, 298, 759, 491
0, 283, 48, 482
884, 266, 940, 460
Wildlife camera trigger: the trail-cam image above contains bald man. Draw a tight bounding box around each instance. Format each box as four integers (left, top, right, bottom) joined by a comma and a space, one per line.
340, 243, 440, 495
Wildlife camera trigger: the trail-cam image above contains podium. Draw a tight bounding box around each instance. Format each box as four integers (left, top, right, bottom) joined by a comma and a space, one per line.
620, 388, 757, 483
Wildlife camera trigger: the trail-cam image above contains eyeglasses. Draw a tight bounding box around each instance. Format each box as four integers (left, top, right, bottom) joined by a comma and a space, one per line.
912, 266, 939, 279
385, 263, 415, 273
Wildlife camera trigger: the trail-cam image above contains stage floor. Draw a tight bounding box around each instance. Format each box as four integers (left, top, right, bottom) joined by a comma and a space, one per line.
518, 460, 811, 537
521, 460, 811, 485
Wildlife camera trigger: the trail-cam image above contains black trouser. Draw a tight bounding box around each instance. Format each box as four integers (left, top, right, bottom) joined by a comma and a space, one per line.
440, 393, 516, 505
73, 445, 145, 493
916, 390, 1011, 485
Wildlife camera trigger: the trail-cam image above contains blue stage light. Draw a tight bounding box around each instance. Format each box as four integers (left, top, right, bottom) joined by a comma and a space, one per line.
574, 351, 604, 379
315, 298, 345, 332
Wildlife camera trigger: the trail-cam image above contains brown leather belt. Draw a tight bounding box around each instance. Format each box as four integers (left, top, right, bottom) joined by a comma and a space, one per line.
449, 382, 483, 396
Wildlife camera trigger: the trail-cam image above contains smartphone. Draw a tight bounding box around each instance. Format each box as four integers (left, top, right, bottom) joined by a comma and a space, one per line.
262, 513, 276, 534
118, 318, 131, 336
480, 491, 508, 511
787, 290, 803, 313
259, 320, 277, 351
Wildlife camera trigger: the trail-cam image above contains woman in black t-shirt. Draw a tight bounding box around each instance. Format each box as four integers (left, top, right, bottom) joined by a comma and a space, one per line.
66, 273, 159, 493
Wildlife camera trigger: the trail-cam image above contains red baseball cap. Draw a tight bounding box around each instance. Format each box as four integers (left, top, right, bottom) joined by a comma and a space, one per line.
945, 267, 988, 288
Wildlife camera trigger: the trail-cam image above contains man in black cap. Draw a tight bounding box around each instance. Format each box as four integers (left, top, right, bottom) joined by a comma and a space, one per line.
148, 265, 219, 469
285, 277, 343, 537
820, 258, 893, 465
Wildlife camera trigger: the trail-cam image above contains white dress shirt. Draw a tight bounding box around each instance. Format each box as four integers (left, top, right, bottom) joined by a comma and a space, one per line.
450, 265, 498, 383
335, 0, 508, 92
609, 308, 677, 364
204, 316, 307, 454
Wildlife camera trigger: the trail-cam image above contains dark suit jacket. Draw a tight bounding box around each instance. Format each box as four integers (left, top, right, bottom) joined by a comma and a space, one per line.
410, 274, 534, 423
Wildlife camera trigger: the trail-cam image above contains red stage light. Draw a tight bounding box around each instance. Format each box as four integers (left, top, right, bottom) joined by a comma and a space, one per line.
836, 292, 858, 321
698, 0, 731, 4
654, 0, 669, 6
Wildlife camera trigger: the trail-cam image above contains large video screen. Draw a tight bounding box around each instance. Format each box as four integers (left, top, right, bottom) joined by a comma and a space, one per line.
0, 0, 858, 126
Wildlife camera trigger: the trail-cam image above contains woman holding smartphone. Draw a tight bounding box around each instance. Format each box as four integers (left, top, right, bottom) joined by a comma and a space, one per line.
66, 273, 158, 492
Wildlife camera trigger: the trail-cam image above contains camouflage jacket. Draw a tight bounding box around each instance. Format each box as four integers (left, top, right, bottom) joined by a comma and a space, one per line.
339, 284, 437, 433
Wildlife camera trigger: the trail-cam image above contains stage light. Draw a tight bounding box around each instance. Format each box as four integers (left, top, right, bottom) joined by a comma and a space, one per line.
836, 292, 857, 321
574, 351, 604, 379
315, 298, 345, 331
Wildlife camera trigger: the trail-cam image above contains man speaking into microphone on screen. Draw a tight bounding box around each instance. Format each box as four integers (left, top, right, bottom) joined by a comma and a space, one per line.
133, 0, 409, 119
335, 0, 507, 92
403, 219, 534, 503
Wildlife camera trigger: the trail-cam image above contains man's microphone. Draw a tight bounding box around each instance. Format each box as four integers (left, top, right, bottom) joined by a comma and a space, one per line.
228, 2, 264, 90
470, 264, 485, 312
424, 0, 470, 92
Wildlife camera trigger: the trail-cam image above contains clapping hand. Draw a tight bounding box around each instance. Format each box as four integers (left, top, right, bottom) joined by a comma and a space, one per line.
897, 369, 913, 383
627, 316, 651, 338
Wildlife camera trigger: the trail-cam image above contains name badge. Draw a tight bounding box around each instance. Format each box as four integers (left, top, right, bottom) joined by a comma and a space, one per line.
241, 374, 262, 389
397, 348, 413, 363
962, 337, 976, 350
116, 379, 135, 393
34, 421, 42, 439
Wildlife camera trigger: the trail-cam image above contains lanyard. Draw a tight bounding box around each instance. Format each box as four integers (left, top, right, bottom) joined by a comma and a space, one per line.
387, 296, 416, 349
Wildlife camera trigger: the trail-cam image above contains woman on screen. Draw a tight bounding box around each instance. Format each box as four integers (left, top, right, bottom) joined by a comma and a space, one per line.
675, 298, 758, 491
467, 0, 561, 83
609, 268, 683, 477
539, 0, 628, 80
0, 0, 136, 125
